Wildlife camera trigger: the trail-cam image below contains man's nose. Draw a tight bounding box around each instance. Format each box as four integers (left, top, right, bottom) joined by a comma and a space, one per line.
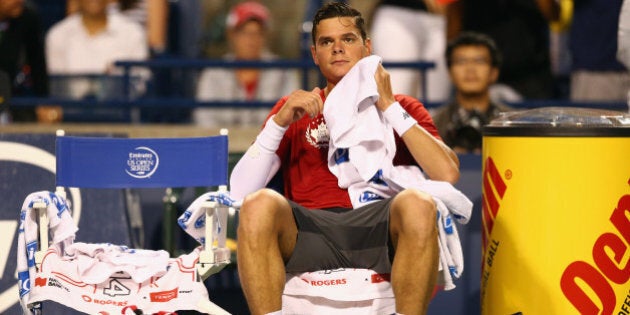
332, 41, 344, 54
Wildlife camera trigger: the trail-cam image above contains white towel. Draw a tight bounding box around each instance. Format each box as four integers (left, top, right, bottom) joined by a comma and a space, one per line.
325, 55, 395, 184
27, 246, 211, 315
177, 191, 239, 246
63, 242, 170, 284
17, 191, 218, 315
17, 191, 77, 315
322, 55, 473, 290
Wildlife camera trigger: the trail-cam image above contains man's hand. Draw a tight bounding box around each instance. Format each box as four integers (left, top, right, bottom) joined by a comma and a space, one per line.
374, 64, 396, 112
273, 87, 323, 127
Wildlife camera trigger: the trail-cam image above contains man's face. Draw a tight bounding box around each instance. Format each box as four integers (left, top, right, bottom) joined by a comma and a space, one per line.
0, 0, 25, 19
448, 45, 498, 96
229, 20, 266, 60
311, 16, 371, 84
78, 0, 108, 18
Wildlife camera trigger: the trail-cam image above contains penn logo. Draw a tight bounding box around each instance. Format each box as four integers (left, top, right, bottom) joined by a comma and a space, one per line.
125, 146, 159, 179
560, 190, 630, 315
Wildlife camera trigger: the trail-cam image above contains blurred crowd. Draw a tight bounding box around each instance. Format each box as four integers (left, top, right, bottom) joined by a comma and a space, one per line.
0, 0, 628, 132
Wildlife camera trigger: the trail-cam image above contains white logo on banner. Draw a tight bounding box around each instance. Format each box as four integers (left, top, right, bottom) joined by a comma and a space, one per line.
125, 146, 159, 179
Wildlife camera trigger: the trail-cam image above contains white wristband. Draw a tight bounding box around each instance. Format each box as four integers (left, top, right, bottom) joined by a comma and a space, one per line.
255, 114, 288, 153
383, 101, 417, 136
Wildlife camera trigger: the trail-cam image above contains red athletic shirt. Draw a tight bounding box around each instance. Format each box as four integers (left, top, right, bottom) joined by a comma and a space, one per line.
264, 92, 441, 209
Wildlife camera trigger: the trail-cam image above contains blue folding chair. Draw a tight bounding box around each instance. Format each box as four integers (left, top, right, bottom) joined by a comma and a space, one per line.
24, 129, 232, 314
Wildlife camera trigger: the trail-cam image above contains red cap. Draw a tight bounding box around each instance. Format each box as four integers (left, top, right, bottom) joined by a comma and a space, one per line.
226, 1, 270, 29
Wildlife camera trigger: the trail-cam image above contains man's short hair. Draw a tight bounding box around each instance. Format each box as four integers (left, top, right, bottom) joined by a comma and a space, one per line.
445, 32, 502, 68
311, 2, 367, 45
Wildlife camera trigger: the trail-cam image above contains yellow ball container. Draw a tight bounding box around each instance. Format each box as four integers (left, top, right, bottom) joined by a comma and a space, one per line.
480, 107, 630, 315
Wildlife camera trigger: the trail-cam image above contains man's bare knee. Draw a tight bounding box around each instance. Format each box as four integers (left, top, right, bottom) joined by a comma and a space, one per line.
238, 188, 297, 260
390, 189, 438, 239
239, 188, 287, 232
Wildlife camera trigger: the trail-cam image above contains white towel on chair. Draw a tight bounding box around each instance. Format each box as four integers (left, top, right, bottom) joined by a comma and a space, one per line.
17, 191, 214, 315
28, 246, 210, 315
63, 242, 170, 284
178, 191, 239, 245
17, 191, 77, 315
322, 55, 473, 291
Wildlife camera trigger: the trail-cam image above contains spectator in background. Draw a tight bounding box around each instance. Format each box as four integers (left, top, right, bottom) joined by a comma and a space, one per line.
569, 0, 630, 102
619, 0, 630, 110
0, 0, 50, 122
446, 0, 559, 100
46, 0, 148, 104
619, 0, 630, 69
369, 0, 451, 103
194, 1, 299, 128
432, 32, 512, 154
67, 0, 169, 56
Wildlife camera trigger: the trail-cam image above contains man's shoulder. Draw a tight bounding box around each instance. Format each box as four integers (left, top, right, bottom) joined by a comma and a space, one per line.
492, 101, 514, 112
46, 15, 80, 39
394, 94, 430, 113
394, 94, 420, 104
432, 100, 458, 114
109, 13, 145, 35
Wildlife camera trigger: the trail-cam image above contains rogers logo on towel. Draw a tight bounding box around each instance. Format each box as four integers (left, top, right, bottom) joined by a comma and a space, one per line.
150, 287, 178, 302
308, 279, 347, 286
125, 146, 159, 179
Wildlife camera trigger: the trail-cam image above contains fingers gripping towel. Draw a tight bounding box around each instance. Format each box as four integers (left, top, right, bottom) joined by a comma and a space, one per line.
17, 192, 213, 315
322, 55, 473, 290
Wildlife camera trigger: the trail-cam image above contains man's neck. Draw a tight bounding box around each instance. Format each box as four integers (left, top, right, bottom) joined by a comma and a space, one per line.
81, 14, 107, 36
455, 92, 492, 112
324, 83, 336, 98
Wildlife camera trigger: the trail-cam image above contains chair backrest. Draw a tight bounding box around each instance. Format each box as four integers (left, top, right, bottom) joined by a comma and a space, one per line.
35, 129, 231, 269
55, 130, 228, 189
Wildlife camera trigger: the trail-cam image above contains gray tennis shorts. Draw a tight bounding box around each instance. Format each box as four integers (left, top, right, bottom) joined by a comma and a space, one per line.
284, 199, 394, 274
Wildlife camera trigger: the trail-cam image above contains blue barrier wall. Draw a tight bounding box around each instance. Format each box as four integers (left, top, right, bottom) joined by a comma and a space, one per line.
0, 133, 486, 314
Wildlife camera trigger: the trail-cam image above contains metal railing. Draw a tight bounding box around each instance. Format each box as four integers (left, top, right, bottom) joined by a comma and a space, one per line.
6, 58, 628, 123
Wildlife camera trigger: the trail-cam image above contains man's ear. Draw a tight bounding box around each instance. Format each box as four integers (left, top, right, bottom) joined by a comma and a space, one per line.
311, 45, 319, 65
490, 67, 499, 83
364, 37, 372, 56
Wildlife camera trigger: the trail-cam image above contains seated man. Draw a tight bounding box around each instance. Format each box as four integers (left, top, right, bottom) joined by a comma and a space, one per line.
230, 2, 460, 315
432, 32, 512, 154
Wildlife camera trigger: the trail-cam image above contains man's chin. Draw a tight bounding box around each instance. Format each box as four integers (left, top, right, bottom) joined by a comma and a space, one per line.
459, 90, 486, 98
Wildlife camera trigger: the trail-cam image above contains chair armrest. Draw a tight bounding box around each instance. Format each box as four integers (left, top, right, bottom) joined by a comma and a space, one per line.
33, 201, 48, 267
197, 200, 232, 279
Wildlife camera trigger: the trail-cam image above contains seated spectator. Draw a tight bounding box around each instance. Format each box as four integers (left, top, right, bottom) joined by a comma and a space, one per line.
194, 1, 299, 128
432, 32, 513, 154
570, 0, 629, 102
66, 0, 169, 56
46, 0, 148, 103
370, 0, 452, 103
445, 0, 559, 100
619, 0, 630, 111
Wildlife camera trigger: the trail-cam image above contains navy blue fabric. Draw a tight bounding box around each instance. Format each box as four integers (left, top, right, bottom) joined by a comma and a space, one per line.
56, 135, 228, 188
